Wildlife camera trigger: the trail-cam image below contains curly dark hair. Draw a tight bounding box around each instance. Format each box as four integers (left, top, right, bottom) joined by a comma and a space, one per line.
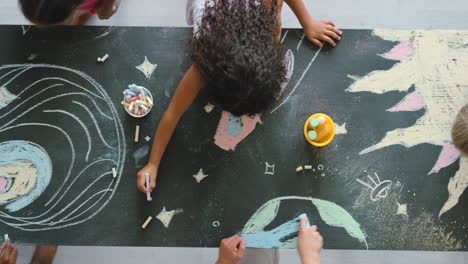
192, 0, 286, 116
19, 0, 84, 25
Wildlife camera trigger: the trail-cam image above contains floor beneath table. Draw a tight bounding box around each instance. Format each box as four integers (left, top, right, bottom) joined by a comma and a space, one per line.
1, 0, 468, 263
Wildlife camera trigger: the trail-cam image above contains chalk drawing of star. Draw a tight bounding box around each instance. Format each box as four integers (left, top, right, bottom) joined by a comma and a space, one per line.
264, 162, 275, 175
396, 202, 408, 216
156, 207, 183, 228
193, 168, 208, 183
347, 30, 468, 216
136, 56, 157, 79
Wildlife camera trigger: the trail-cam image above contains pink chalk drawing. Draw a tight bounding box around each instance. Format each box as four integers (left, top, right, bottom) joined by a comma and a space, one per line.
214, 111, 262, 151
387, 88, 426, 112
429, 142, 461, 174
381, 40, 414, 61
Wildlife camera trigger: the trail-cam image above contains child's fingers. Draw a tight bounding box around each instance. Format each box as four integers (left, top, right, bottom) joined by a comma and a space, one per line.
10, 246, 18, 260
322, 20, 335, 27
136, 173, 148, 193
237, 239, 246, 258
320, 35, 336, 47
326, 30, 341, 40
310, 225, 318, 232
310, 38, 323, 47
299, 217, 308, 232
150, 174, 157, 191
327, 25, 342, 36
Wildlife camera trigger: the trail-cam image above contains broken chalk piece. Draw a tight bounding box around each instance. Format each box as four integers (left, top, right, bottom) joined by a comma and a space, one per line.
141, 216, 153, 229
145, 136, 151, 142
112, 167, 117, 178
97, 57, 102, 62
317, 116, 326, 125
121, 101, 130, 108
146, 96, 153, 106
304, 165, 312, 170
135, 125, 140, 143
308, 131, 317, 141
309, 118, 320, 129
100, 53, 109, 62
296, 166, 304, 172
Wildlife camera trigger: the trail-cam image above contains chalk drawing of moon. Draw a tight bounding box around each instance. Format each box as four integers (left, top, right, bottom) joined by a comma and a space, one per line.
0, 141, 52, 212
0, 64, 126, 231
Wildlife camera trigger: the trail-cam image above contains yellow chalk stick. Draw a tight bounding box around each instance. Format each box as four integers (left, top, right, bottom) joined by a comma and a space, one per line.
141, 216, 153, 229
135, 125, 140, 142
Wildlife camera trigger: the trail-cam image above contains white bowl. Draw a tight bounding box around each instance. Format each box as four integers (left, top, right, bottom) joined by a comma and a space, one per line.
123, 86, 153, 118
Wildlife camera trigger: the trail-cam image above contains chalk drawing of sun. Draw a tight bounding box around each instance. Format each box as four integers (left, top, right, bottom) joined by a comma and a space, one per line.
347, 30, 468, 217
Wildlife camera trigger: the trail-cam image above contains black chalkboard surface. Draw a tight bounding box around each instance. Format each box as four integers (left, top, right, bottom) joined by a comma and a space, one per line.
0, 26, 466, 251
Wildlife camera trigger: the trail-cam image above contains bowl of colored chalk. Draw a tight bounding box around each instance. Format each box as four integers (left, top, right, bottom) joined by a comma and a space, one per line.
122, 84, 154, 118
303, 113, 335, 147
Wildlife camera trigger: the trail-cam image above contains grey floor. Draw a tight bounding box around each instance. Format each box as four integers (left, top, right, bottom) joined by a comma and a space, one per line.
1, 0, 468, 263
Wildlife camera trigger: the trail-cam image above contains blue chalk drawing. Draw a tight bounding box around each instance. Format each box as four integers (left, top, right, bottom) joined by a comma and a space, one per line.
241, 213, 309, 248
0, 140, 52, 212
226, 116, 243, 136
240, 196, 368, 249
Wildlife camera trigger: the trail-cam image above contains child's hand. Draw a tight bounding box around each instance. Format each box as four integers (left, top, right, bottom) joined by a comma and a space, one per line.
216, 235, 246, 264
137, 163, 158, 193
95, 5, 117, 20
0, 242, 18, 264
303, 17, 342, 47
297, 218, 323, 264
95, 0, 120, 20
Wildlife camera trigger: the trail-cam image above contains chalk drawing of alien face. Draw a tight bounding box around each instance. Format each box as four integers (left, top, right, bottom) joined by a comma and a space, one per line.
0, 141, 52, 212
0, 64, 126, 231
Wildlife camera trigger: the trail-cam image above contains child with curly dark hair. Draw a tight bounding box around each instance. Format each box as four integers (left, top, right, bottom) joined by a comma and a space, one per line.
137, 0, 342, 193
19, 0, 120, 26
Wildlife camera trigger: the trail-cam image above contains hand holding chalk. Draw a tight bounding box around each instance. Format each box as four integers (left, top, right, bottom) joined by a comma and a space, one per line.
216, 235, 246, 264
136, 163, 157, 194
0, 241, 17, 262
298, 217, 323, 264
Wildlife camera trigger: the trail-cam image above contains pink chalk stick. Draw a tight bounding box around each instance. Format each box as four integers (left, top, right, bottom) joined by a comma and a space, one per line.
387, 88, 426, 112
214, 111, 262, 151
382, 40, 414, 61
428, 142, 461, 174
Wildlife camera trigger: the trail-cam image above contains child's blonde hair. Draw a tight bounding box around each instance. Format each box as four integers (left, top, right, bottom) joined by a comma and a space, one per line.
452, 104, 468, 155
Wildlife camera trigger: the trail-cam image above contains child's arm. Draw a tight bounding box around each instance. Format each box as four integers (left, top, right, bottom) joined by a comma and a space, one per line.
136, 65, 203, 193
284, 0, 342, 47
95, 0, 120, 20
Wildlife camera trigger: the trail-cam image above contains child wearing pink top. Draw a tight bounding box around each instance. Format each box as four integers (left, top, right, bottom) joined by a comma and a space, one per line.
19, 0, 120, 26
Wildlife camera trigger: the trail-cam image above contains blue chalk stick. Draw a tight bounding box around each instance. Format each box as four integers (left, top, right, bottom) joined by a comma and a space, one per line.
299, 213, 311, 228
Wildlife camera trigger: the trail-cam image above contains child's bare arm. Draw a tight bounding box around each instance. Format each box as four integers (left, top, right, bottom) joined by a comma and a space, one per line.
95, 0, 119, 20
283, 0, 342, 47
136, 65, 203, 193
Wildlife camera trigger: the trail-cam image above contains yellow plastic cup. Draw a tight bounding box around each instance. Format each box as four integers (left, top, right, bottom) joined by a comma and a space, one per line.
303, 113, 335, 147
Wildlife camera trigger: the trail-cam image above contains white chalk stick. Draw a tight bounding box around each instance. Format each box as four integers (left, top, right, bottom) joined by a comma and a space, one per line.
304, 165, 312, 170
135, 125, 140, 142
318, 116, 326, 125
112, 167, 117, 178
100, 53, 109, 62
141, 216, 153, 229
145, 172, 152, 201
4, 234, 8, 242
